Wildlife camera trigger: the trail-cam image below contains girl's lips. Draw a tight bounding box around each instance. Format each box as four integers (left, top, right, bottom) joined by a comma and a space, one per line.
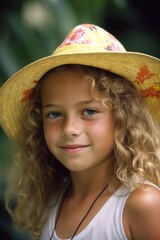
60, 145, 89, 153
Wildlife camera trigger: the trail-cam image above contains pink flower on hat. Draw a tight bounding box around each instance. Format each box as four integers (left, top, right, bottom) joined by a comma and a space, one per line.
58, 24, 92, 48
105, 41, 123, 51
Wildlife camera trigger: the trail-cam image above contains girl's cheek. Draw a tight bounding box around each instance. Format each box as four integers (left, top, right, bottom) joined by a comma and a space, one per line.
43, 124, 60, 140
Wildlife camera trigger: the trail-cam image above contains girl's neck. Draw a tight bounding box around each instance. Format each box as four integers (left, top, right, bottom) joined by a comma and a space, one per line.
69, 161, 117, 199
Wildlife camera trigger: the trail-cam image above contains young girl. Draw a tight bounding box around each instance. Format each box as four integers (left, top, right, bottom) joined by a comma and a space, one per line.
0, 24, 160, 240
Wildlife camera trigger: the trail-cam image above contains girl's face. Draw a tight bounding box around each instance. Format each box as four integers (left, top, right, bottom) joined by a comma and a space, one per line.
41, 69, 115, 173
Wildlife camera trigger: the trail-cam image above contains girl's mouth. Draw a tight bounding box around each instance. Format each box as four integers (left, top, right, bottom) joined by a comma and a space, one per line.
60, 144, 89, 153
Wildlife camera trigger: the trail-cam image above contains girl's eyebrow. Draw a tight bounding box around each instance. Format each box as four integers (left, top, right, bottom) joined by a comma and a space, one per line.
42, 100, 100, 108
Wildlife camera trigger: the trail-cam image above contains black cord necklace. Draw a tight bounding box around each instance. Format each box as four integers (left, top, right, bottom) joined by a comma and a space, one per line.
50, 182, 108, 240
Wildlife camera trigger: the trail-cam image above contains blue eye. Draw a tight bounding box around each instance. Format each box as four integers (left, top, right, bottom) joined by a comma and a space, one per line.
46, 112, 63, 119
83, 109, 98, 116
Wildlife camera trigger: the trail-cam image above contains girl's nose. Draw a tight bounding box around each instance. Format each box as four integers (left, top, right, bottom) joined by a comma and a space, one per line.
61, 116, 82, 137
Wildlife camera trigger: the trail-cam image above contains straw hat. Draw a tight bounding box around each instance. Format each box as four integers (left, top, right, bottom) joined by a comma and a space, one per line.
0, 23, 160, 143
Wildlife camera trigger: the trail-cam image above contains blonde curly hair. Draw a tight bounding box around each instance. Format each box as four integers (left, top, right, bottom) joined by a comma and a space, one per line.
5, 64, 160, 239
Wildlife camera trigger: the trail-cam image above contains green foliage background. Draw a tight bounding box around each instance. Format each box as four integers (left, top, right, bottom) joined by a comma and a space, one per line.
0, 0, 159, 238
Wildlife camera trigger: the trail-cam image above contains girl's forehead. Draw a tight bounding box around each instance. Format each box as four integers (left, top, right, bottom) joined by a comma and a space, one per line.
42, 68, 86, 81
40, 68, 102, 101
41, 68, 94, 90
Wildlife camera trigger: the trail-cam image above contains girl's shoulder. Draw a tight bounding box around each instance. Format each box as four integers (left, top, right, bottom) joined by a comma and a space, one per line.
128, 182, 160, 207
124, 183, 160, 240
127, 183, 160, 214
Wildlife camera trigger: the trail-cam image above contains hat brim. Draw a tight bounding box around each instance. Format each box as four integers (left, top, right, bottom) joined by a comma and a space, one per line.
0, 51, 160, 143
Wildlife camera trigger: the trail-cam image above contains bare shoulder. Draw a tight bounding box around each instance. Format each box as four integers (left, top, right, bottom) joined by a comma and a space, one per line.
128, 184, 160, 206
123, 184, 160, 240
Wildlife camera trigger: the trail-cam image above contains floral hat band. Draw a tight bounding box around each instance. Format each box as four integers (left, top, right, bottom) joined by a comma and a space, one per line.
0, 23, 160, 143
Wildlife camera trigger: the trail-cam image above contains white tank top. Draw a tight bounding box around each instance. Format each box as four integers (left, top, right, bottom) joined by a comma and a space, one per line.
41, 185, 131, 240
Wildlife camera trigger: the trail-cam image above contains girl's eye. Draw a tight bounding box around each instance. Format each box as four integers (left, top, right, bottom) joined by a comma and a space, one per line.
46, 112, 63, 119
82, 109, 98, 116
